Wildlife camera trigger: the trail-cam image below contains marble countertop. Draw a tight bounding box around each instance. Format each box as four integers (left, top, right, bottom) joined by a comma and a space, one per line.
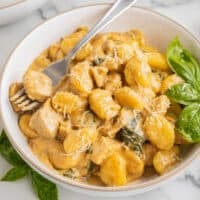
0, 0, 199, 199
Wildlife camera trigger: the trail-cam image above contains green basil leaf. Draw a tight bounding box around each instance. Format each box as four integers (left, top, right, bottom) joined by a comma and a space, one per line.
176, 103, 200, 143
0, 130, 27, 166
166, 83, 200, 105
31, 171, 58, 200
1, 166, 29, 181
167, 37, 200, 88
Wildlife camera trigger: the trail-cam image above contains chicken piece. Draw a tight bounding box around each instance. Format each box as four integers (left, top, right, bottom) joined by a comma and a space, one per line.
90, 66, 108, 87
151, 95, 170, 115
89, 89, 120, 120
29, 100, 62, 138
104, 73, 122, 93
23, 70, 53, 102
69, 61, 94, 96
63, 128, 98, 155
91, 137, 121, 165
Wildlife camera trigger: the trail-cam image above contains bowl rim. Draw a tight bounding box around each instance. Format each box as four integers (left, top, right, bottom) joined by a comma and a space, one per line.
1, 3, 200, 193
0, 0, 27, 9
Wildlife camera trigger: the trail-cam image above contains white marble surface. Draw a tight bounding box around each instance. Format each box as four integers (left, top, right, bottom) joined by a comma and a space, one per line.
0, 0, 200, 199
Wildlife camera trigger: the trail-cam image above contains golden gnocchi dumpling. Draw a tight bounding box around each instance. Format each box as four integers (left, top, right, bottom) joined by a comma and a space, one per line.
153, 146, 179, 174
124, 57, 152, 87
104, 73, 122, 93
69, 62, 94, 96
75, 43, 93, 61
151, 95, 170, 115
63, 128, 98, 155
61, 27, 88, 55
23, 70, 53, 102
90, 66, 108, 87
99, 152, 127, 186
19, 114, 38, 138
160, 74, 184, 94
89, 89, 120, 120
129, 29, 145, 47
114, 87, 144, 110
146, 52, 169, 70
122, 148, 144, 181
49, 143, 83, 170
144, 114, 175, 150
91, 137, 121, 164
29, 54, 51, 71
51, 91, 86, 117
143, 143, 157, 166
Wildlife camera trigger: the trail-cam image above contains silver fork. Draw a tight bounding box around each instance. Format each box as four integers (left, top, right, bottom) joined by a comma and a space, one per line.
44, 0, 137, 85
9, 0, 137, 112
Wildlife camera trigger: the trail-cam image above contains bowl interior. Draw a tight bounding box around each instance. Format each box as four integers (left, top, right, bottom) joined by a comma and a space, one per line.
1, 5, 200, 195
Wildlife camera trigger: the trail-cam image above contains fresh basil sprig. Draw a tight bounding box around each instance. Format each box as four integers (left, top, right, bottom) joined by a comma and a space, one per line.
167, 37, 200, 89
166, 37, 200, 143
0, 130, 58, 200
166, 83, 200, 105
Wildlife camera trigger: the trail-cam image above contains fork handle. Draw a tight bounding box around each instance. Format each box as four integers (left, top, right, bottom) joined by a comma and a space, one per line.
65, 0, 137, 64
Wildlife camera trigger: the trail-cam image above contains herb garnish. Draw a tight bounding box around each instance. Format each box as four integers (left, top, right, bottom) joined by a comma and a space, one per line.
0, 130, 58, 200
166, 37, 200, 143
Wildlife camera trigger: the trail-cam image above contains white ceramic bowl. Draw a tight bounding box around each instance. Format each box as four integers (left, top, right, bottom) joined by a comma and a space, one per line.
0, 0, 48, 26
0, 4, 200, 197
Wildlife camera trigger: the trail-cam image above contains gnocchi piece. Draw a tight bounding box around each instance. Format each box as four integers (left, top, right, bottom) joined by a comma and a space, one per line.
153, 146, 179, 174
89, 89, 120, 120
91, 137, 121, 164
151, 95, 170, 115
75, 43, 93, 61
129, 29, 145, 47
69, 61, 94, 96
122, 148, 144, 181
124, 57, 152, 87
19, 114, 38, 138
99, 152, 127, 186
51, 91, 87, 117
144, 114, 175, 150
49, 143, 83, 170
104, 73, 122, 93
150, 73, 161, 93
29, 100, 62, 139
114, 87, 144, 110
63, 128, 98, 155
160, 74, 183, 94
23, 70, 53, 102
90, 66, 108, 87
146, 52, 169, 70
61, 27, 88, 55
143, 143, 157, 166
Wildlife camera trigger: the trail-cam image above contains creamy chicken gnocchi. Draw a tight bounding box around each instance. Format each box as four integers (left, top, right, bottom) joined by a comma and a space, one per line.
9, 27, 188, 186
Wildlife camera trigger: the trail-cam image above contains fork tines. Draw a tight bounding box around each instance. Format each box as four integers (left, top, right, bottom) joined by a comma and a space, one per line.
10, 88, 40, 112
